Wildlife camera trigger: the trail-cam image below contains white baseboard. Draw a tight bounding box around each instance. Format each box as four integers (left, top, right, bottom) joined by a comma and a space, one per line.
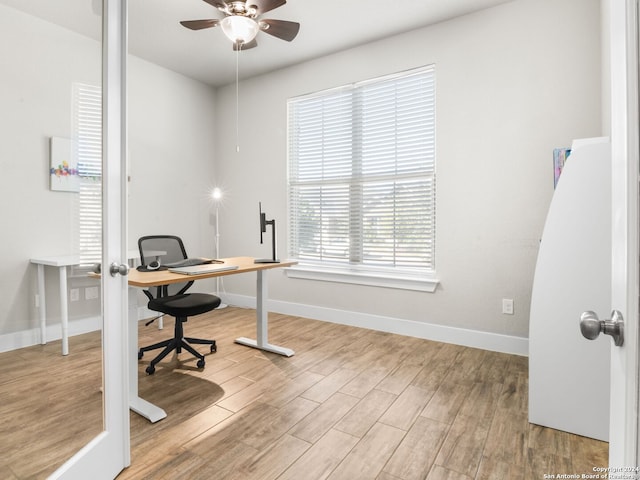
224, 293, 529, 357
1, 298, 528, 357
0, 315, 102, 353
0, 307, 156, 353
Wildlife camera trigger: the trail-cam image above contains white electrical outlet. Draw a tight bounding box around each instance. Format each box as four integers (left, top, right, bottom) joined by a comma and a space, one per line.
70, 288, 80, 302
35, 294, 40, 308
85, 286, 99, 300
502, 298, 514, 315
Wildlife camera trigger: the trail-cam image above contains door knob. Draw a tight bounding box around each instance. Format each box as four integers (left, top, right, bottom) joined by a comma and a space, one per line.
580, 310, 624, 346
109, 262, 130, 277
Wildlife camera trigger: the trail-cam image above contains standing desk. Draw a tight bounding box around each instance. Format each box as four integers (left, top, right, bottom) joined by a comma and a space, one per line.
126, 256, 297, 422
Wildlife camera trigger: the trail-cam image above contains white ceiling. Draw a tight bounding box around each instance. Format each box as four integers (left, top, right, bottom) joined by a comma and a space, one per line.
1, 0, 513, 87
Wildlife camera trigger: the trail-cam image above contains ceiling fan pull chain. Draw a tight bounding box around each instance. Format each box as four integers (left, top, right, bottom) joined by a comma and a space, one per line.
235, 44, 240, 153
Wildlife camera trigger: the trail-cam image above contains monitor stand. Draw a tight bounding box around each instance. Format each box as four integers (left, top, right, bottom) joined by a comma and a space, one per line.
255, 216, 279, 264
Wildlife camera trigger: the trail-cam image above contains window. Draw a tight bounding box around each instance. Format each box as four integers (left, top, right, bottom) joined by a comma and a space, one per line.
73, 83, 102, 267
287, 65, 437, 292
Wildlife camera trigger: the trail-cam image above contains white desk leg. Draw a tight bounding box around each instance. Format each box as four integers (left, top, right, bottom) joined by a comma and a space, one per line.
235, 269, 294, 357
256, 269, 267, 346
37, 264, 47, 345
58, 266, 69, 356
128, 286, 166, 423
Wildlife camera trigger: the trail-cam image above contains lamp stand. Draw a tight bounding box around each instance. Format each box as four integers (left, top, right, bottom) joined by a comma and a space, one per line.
214, 204, 228, 308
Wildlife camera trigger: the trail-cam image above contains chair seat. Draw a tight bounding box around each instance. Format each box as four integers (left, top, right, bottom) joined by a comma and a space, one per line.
149, 293, 221, 318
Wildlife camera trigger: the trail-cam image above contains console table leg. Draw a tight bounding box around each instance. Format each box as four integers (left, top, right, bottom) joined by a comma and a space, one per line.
59, 266, 69, 356
37, 264, 47, 345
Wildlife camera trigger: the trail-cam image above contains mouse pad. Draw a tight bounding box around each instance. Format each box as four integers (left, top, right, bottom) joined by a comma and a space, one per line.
136, 265, 169, 272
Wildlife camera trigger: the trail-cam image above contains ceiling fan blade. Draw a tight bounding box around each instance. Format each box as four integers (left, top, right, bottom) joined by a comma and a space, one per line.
180, 19, 220, 30
202, 0, 228, 9
233, 39, 258, 51
248, 0, 286, 15
259, 19, 300, 42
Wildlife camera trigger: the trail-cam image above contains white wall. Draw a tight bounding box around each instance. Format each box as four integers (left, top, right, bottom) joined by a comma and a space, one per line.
0, 4, 217, 344
213, 0, 602, 353
127, 55, 218, 260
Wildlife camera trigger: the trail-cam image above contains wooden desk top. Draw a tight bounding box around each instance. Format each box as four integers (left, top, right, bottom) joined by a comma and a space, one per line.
127, 256, 297, 288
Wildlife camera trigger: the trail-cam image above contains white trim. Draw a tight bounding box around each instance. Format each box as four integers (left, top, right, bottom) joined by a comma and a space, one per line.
607, 0, 640, 471
2, 300, 526, 357
609, 0, 640, 469
51, 2, 131, 475
0, 307, 158, 354
284, 265, 439, 292
0, 316, 102, 353
225, 293, 528, 356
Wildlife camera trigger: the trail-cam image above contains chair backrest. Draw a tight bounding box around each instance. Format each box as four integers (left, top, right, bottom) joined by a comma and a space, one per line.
138, 235, 193, 297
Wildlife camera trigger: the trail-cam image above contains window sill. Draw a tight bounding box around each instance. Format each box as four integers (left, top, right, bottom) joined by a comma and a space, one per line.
284, 265, 439, 292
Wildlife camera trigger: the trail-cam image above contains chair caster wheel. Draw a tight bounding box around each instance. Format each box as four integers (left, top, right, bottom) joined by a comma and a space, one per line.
138, 350, 143, 360
210, 342, 217, 353
197, 359, 205, 369
145, 365, 155, 375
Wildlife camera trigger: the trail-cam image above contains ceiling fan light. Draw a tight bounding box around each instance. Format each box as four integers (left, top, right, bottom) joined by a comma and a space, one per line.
221, 16, 259, 45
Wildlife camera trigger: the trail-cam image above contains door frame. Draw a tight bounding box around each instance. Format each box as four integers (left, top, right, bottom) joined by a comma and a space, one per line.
609, 0, 640, 468
48, 1, 130, 477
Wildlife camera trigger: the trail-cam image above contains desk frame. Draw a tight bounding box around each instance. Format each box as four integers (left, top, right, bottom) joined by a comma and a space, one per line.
126, 256, 296, 422
235, 270, 294, 356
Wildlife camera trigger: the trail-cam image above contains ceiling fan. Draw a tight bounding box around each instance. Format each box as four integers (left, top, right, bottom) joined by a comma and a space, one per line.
180, 0, 300, 50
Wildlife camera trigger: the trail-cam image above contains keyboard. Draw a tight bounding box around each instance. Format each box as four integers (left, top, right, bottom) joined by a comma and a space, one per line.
163, 257, 217, 268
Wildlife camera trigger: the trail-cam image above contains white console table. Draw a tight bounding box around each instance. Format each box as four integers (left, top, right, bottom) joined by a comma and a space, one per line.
31, 250, 142, 355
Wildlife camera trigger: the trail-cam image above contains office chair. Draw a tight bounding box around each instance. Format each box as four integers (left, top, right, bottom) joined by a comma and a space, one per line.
138, 235, 221, 375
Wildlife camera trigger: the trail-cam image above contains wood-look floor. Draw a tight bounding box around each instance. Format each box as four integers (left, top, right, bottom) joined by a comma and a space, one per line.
0, 307, 607, 479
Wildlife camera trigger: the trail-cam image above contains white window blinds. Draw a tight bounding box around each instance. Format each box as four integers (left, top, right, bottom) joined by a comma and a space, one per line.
73, 83, 102, 266
288, 65, 436, 277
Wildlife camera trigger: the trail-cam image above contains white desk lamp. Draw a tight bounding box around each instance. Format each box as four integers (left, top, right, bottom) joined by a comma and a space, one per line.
212, 187, 227, 308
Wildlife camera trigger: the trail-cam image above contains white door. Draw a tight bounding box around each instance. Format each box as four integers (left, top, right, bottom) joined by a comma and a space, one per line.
608, 0, 640, 468
48, 1, 130, 478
